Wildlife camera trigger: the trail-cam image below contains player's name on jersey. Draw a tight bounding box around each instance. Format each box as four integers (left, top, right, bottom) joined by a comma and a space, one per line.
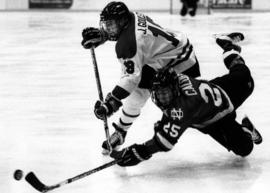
137, 12, 147, 35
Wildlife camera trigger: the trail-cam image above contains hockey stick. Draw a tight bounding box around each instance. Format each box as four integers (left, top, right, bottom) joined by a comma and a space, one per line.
90, 47, 112, 153
25, 159, 119, 193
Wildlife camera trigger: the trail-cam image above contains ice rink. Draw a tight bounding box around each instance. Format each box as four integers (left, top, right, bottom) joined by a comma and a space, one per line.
1, 10, 270, 193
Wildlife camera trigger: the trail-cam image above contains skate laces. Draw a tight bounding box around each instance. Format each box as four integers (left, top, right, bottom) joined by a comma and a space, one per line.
242, 117, 262, 144
251, 129, 260, 141
232, 36, 242, 43
110, 131, 124, 145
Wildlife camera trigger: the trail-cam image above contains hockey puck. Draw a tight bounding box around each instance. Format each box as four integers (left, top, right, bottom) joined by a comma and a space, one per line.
13, 169, 24, 181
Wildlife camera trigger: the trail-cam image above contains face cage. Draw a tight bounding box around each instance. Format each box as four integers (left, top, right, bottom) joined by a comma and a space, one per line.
100, 20, 121, 41
151, 86, 174, 109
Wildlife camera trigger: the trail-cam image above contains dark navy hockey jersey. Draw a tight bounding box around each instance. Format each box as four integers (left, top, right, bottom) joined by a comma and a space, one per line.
154, 74, 234, 151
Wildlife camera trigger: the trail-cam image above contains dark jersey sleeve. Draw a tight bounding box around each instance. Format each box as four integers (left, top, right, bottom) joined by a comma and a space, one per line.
153, 113, 192, 152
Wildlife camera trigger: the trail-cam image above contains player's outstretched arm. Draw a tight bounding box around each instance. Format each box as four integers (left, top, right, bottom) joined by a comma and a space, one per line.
109, 135, 166, 167
109, 120, 179, 167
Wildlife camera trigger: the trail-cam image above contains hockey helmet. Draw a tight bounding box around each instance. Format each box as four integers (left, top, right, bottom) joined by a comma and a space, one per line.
100, 1, 131, 41
151, 68, 179, 109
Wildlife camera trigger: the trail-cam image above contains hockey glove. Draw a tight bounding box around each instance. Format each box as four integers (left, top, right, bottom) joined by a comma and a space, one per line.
81, 27, 107, 49
94, 93, 122, 120
110, 144, 152, 167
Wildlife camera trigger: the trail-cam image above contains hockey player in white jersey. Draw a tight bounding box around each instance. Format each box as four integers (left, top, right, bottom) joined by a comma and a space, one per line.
81, 1, 200, 153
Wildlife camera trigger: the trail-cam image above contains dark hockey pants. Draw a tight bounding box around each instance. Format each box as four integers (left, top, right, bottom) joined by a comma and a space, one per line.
202, 113, 253, 157
201, 56, 254, 157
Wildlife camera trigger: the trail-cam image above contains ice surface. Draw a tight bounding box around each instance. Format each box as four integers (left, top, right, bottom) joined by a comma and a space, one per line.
1, 11, 270, 193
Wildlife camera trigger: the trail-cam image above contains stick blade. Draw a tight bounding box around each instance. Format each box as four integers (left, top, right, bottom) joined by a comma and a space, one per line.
25, 172, 47, 192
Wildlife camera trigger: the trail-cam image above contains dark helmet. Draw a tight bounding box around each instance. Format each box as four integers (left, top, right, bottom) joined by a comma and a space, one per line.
99, 1, 131, 41
151, 68, 180, 109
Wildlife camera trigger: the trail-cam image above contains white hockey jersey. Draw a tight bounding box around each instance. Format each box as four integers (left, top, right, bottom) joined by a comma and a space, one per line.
113, 12, 200, 130
115, 12, 199, 94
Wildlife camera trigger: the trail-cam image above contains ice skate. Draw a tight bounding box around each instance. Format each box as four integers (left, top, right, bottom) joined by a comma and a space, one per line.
102, 123, 127, 155
242, 116, 262, 145
214, 32, 244, 52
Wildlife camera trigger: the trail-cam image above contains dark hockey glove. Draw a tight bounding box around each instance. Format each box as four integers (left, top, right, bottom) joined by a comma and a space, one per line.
110, 144, 152, 167
94, 101, 108, 120
94, 93, 122, 120
81, 27, 107, 49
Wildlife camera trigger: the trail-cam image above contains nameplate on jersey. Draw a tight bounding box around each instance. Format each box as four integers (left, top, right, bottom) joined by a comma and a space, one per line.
136, 12, 147, 35
178, 74, 197, 96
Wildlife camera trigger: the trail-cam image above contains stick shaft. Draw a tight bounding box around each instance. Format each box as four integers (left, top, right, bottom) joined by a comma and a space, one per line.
64, 160, 118, 184
90, 47, 104, 101
27, 160, 119, 192
90, 47, 112, 151
53, 160, 118, 188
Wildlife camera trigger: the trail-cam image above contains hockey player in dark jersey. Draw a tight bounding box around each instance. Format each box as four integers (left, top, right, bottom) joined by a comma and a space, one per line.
81, 1, 200, 154
109, 32, 262, 167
